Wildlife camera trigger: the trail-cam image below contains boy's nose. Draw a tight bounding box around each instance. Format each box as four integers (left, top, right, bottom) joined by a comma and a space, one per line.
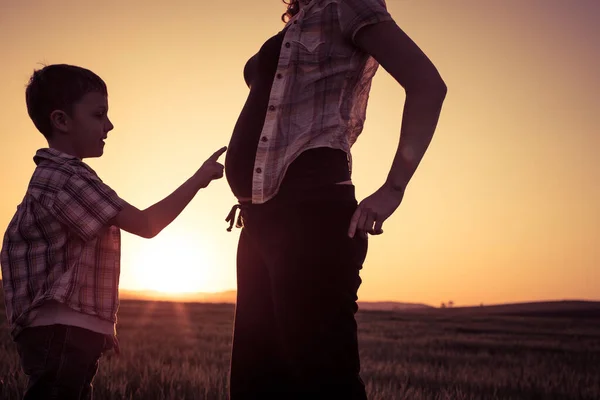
106, 118, 114, 132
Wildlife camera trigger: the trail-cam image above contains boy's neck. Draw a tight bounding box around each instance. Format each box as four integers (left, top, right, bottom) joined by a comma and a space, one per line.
47, 140, 82, 160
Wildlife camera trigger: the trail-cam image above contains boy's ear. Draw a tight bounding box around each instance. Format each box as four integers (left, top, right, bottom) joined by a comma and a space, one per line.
49, 110, 70, 133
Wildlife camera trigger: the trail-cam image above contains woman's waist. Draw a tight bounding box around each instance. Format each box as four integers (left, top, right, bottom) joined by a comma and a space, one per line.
226, 160, 356, 232
229, 147, 351, 201
236, 187, 358, 217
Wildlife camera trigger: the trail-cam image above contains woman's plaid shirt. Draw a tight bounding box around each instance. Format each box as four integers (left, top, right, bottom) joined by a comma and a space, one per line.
1, 148, 125, 339
251, 0, 392, 203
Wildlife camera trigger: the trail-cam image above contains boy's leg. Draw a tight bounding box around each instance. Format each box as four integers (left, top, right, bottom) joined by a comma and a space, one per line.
79, 357, 100, 400
264, 196, 369, 400
229, 227, 288, 399
15, 324, 106, 400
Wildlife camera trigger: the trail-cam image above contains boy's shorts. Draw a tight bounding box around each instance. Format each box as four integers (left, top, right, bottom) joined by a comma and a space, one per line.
15, 324, 107, 400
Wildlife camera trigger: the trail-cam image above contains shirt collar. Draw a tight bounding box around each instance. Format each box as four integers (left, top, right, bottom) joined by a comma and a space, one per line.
287, 0, 318, 26
299, 0, 317, 10
33, 148, 80, 166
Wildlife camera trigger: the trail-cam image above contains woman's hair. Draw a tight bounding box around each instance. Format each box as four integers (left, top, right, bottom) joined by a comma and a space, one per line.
281, 0, 300, 23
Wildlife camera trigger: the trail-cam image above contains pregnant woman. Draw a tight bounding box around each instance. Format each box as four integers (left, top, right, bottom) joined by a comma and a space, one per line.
224, 0, 447, 398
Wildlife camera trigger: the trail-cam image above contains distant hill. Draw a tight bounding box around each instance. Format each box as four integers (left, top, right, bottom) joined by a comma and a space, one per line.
119, 289, 433, 310
431, 300, 600, 319
119, 290, 433, 310
358, 301, 433, 311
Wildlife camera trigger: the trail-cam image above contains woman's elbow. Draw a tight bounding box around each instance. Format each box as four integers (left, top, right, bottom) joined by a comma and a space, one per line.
407, 73, 447, 102
433, 78, 448, 101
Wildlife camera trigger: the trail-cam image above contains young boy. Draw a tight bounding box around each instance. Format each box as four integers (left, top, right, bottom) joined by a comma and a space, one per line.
0, 64, 226, 399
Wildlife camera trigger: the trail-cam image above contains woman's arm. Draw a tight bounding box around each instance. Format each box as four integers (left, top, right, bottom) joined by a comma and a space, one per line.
348, 20, 447, 238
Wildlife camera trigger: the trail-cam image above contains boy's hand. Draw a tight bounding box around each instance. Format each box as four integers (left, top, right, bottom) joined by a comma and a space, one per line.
103, 334, 121, 357
195, 146, 226, 189
113, 335, 121, 356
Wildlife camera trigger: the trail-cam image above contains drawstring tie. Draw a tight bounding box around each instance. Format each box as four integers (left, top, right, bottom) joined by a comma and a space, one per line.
225, 204, 244, 232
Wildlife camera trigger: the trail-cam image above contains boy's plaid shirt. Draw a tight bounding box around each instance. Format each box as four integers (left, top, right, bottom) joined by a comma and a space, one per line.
251, 0, 392, 204
1, 148, 125, 339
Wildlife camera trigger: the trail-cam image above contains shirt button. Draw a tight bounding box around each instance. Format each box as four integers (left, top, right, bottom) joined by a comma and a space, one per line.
261, 136, 268, 142
276, 73, 283, 79
285, 42, 291, 48
268, 105, 276, 111
256, 168, 262, 173
294, 21, 298, 24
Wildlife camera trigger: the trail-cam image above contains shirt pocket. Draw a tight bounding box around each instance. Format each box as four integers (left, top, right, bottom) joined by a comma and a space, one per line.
294, 31, 325, 53
293, 24, 354, 65
292, 32, 326, 67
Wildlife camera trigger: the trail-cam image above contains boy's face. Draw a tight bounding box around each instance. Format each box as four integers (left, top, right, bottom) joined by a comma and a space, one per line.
65, 91, 114, 159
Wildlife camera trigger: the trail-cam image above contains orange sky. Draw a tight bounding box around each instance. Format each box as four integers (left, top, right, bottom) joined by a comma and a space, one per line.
1, 0, 598, 306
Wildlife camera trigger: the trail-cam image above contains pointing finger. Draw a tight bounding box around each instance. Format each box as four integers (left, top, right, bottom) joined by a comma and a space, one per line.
208, 146, 227, 162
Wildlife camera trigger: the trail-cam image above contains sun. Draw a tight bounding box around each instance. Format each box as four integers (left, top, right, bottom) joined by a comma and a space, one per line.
132, 232, 220, 294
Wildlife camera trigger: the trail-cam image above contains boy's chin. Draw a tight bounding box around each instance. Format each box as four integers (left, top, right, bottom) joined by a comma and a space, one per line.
83, 148, 104, 159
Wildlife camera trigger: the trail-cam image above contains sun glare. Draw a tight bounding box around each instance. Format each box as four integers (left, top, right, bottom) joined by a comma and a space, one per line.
132, 232, 219, 294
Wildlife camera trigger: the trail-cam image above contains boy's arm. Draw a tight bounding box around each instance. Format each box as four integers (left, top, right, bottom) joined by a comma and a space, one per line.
109, 147, 226, 239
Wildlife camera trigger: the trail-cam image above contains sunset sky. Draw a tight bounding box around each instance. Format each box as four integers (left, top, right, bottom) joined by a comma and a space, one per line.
1, 0, 598, 306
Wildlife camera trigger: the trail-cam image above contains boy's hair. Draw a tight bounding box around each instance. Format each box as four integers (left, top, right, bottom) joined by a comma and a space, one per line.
25, 64, 108, 139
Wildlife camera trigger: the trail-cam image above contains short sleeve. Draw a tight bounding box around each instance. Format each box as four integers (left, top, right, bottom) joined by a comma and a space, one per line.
52, 173, 125, 242
338, 0, 393, 44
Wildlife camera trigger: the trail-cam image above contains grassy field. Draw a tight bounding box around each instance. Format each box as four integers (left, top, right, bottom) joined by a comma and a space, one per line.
1, 297, 599, 400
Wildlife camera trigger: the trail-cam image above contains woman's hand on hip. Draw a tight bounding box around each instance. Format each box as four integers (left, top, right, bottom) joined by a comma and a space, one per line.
348, 184, 404, 238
